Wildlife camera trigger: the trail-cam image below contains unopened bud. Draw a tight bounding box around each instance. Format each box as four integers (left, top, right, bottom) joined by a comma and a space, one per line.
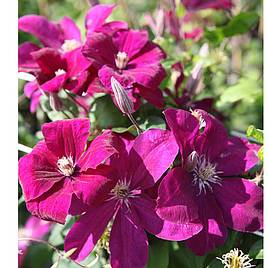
111, 77, 134, 115
49, 93, 63, 111
186, 63, 202, 96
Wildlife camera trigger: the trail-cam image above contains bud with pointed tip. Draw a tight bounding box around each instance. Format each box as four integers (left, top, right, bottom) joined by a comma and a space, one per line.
110, 76, 134, 115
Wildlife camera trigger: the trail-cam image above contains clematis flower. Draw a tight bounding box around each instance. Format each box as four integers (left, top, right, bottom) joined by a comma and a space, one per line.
19, 4, 127, 112
181, 0, 233, 11
19, 4, 127, 72
19, 216, 53, 267
64, 129, 202, 268
18, 118, 119, 224
82, 29, 166, 110
156, 108, 263, 255
22, 47, 92, 112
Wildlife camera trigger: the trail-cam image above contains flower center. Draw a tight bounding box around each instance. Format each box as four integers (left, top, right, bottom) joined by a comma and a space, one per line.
110, 179, 136, 208
189, 152, 222, 195
61, 39, 81, 52
55, 69, 66, 76
57, 156, 75, 177
115, 51, 129, 70
217, 248, 254, 268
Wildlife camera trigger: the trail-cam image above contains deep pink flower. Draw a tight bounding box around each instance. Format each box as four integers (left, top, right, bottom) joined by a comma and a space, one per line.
22, 47, 92, 112
19, 216, 53, 267
157, 108, 263, 255
19, 4, 127, 112
18, 119, 119, 224
82, 29, 166, 110
64, 130, 202, 268
182, 0, 233, 11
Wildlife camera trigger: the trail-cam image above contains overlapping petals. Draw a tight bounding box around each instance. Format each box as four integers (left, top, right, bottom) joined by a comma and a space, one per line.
157, 108, 263, 254
18, 119, 118, 223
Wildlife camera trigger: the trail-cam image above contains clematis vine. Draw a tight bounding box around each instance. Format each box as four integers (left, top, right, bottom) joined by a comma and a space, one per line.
64, 129, 202, 268
156, 108, 263, 255
18, 118, 119, 224
82, 28, 166, 110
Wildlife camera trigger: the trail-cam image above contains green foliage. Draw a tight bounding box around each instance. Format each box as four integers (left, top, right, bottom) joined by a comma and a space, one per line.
249, 240, 263, 259
146, 239, 169, 268
246, 125, 263, 144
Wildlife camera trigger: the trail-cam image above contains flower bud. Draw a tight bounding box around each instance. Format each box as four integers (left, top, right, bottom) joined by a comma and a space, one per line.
49, 93, 63, 111
110, 76, 134, 115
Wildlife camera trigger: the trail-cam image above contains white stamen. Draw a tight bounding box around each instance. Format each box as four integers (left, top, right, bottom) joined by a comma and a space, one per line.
109, 179, 136, 209
191, 153, 222, 195
190, 109, 206, 129
55, 69, 66, 76
57, 156, 75, 177
115, 51, 129, 70
61, 39, 80, 52
217, 248, 255, 268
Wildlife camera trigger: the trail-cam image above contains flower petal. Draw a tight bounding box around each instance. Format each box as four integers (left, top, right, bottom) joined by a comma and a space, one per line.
82, 32, 116, 66
85, 4, 115, 32
31, 48, 66, 76
73, 165, 116, 206
42, 118, 90, 161
110, 207, 148, 268
164, 108, 199, 161
136, 85, 164, 108
182, 0, 233, 11
40, 73, 66, 93
194, 109, 228, 160
64, 201, 116, 261
18, 141, 61, 202
128, 129, 179, 190
214, 178, 263, 232
113, 29, 148, 60
26, 179, 73, 224
78, 130, 119, 171
186, 193, 227, 255
18, 15, 62, 48
18, 42, 40, 70
156, 167, 200, 224
214, 137, 260, 176
132, 193, 202, 241
59, 16, 81, 42
99, 21, 128, 35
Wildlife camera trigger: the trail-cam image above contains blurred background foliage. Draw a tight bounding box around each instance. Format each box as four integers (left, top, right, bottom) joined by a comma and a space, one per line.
18, 0, 263, 267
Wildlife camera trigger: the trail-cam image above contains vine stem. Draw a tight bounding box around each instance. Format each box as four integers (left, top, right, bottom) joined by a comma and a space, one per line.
18, 238, 98, 268
18, 144, 32, 154
126, 113, 143, 134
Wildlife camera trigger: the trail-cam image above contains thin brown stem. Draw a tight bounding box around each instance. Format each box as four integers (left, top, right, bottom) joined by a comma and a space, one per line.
18, 238, 90, 268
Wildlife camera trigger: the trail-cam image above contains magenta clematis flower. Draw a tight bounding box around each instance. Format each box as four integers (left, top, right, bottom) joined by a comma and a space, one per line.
19, 216, 53, 267
19, 4, 127, 112
82, 29, 166, 110
18, 119, 119, 224
156, 108, 263, 255
182, 0, 233, 11
22, 47, 92, 112
64, 129, 202, 268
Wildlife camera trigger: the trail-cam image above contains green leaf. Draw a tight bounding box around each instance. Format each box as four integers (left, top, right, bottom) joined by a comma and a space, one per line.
217, 78, 261, 107
222, 12, 259, 37
249, 239, 263, 259
92, 95, 129, 129
258, 146, 264, 162
246, 125, 263, 144
140, 115, 166, 131
146, 239, 169, 268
